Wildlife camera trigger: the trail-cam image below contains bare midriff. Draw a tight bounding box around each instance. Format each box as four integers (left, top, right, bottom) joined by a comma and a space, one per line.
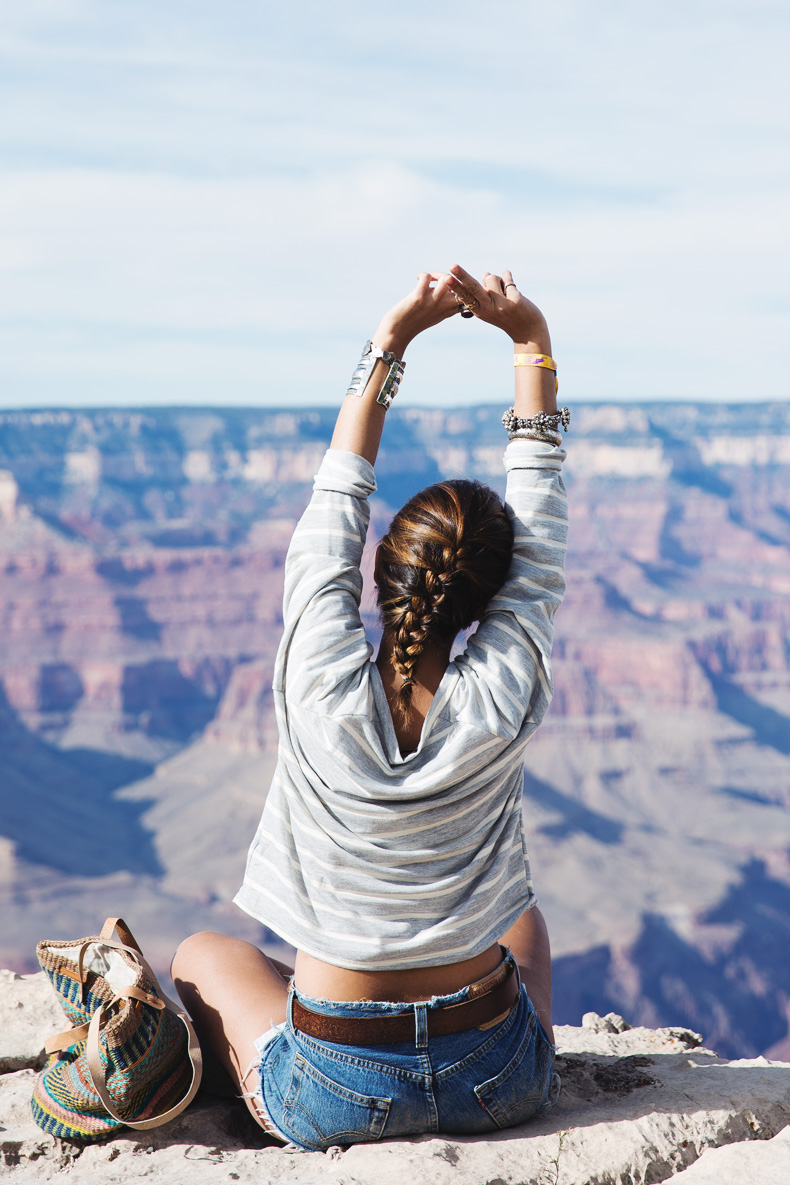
293, 942, 503, 1003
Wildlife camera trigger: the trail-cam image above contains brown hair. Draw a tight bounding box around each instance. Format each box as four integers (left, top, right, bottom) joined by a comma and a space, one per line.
376, 479, 514, 720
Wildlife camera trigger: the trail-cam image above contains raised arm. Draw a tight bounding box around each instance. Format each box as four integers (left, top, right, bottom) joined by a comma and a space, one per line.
437, 266, 568, 738
448, 265, 558, 421
330, 272, 459, 465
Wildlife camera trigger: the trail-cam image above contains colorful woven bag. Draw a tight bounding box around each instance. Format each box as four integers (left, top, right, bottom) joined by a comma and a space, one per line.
31, 917, 202, 1143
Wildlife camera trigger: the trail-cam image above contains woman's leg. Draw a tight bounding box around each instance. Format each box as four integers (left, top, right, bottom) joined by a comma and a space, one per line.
499, 906, 554, 1043
171, 932, 291, 1126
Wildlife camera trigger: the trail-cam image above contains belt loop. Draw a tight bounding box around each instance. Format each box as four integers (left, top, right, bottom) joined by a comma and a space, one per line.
414, 1002, 428, 1050
286, 982, 295, 1031
502, 946, 520, 988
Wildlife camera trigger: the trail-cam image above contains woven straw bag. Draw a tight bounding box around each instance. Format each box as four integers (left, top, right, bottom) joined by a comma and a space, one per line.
31, 917, 202, 1143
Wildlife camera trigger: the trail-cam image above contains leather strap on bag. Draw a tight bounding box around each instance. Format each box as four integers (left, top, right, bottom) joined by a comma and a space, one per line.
45, 918, 203, 1130
45, 987, 165, 1055
86, 919, 202, 1130
85, 998, 202, 1130
99, 917, 142, 951
68, 918, 144, 1005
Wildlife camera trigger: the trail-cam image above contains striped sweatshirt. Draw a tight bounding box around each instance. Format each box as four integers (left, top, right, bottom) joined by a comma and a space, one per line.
234, 439, 568, 970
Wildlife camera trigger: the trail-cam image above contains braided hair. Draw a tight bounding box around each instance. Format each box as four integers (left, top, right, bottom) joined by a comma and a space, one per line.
376, 480, 514, 721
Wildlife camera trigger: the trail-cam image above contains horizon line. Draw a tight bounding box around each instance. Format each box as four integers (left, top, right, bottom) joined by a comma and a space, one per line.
2, 396, 790, 416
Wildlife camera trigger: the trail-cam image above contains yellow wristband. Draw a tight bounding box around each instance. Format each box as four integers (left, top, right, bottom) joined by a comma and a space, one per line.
514, 353, 559, 393
513, 353, 557, 371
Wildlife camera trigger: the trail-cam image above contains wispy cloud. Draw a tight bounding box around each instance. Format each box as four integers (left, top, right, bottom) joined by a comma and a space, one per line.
1, 1, 787, 405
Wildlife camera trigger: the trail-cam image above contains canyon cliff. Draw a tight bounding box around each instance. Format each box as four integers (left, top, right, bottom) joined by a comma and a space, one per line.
1, 403, 789, 1060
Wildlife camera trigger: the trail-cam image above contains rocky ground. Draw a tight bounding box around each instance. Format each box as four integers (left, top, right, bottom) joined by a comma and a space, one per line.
2, 970, 789, 1184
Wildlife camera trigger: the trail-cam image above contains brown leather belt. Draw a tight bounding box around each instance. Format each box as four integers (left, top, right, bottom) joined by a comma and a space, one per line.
291, 959, 519, 1046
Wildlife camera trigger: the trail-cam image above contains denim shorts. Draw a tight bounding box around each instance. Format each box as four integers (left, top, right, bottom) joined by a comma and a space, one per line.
254, 954, 557, 1151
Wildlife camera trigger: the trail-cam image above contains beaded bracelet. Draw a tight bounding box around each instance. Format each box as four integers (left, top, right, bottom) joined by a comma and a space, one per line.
502, 406, 571, 435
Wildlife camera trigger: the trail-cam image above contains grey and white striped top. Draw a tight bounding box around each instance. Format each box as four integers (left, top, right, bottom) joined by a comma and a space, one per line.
234, 439, 567, 970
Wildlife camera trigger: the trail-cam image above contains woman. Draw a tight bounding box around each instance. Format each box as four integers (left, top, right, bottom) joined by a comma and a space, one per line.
172, 264, 568, 1149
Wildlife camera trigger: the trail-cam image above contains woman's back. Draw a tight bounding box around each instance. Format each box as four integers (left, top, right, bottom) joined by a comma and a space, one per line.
232, 441, 566, 989
375, 633, 452, 757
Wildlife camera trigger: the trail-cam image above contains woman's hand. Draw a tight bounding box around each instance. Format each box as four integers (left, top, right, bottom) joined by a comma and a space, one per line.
448, 265, 552, 354
330, 272, 457, 465
372, 272, 460, 357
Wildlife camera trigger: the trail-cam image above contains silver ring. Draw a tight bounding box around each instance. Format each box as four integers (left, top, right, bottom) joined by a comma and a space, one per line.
505, 282, 517, 290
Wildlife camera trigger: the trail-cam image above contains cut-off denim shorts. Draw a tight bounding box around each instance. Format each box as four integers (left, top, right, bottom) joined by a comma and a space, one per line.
252, 952, 558, 1151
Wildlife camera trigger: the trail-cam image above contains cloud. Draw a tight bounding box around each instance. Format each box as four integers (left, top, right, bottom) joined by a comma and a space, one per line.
0, 1, 787, 405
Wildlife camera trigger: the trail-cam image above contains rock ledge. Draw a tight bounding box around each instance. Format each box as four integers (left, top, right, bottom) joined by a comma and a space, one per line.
2, 973, 789, 1184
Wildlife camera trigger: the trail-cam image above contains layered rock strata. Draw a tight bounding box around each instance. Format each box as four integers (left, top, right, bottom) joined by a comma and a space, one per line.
2, 404, 790, 1061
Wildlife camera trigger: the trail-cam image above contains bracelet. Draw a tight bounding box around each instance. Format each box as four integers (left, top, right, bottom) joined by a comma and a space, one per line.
507, 428, 562, 446
346, 340, 406, 410
514, 352, 559, 394
513, 353, 557, 371
502, 406, 571, 435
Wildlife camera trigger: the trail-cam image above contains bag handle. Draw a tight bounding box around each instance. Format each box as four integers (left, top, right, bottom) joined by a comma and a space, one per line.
99, 916, 143, 953
45, 987, 165, 1055
67, 917, 145, 1005
85, 995, 203, 1130
88, 918, 203, 1130
47, 917, 203, 1130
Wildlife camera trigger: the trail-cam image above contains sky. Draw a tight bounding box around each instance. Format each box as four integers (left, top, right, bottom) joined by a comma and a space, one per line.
1, 0, 788, 408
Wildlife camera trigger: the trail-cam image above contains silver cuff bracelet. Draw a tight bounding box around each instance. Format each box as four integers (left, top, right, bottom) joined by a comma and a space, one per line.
346, 340, 406, 410
507, 428, 563, 446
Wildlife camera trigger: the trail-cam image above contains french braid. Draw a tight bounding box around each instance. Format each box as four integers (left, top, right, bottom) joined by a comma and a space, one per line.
377, 480, 514, 721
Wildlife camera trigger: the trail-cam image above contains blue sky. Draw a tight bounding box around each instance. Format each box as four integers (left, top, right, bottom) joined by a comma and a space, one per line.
1, 0, 787, 407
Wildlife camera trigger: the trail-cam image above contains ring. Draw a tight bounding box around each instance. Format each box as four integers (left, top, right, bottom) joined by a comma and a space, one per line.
505, 282, 517, 290
453, 292, 479, 318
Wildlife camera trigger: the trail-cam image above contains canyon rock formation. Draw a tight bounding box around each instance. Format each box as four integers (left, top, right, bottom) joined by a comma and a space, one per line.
1, 404, 789, 1060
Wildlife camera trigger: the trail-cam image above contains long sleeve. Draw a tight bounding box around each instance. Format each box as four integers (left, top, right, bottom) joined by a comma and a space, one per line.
453, 438, 568, 739
275, 449, 377, 714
